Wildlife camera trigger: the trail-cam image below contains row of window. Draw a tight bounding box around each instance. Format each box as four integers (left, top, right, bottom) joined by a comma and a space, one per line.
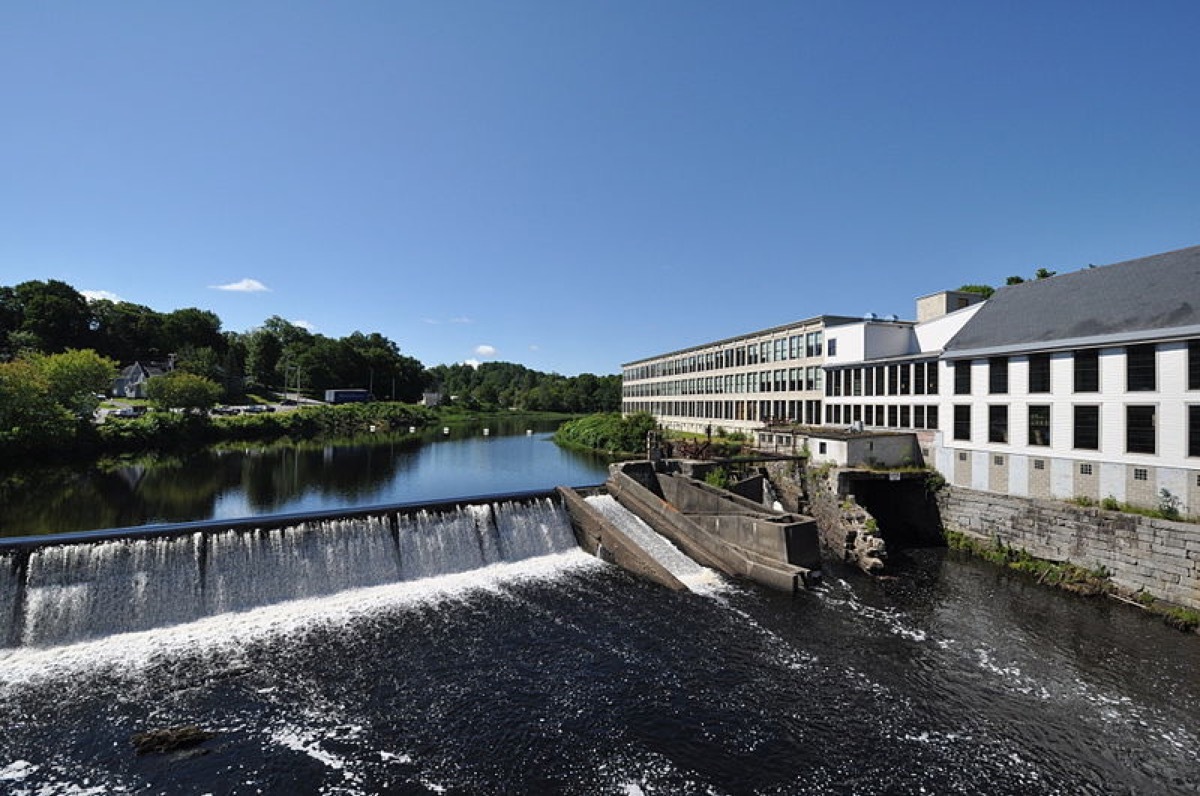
824, 403, 940, 430
951, 404, 1200, 457
620, 399, 825, 425
954, 341, 1200, 395
622, 368, 826, 398
624, 331, 825, 382
826, 361, 939, 397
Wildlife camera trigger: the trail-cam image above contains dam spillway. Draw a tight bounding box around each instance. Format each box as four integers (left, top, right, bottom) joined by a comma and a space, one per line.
1, 494, 576, 649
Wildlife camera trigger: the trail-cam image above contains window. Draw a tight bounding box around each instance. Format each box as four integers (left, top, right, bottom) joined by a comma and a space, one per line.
1133, 468, 1148, 481
954, 405, 971, 441
888, 405, 898, 427
988, 405, 1008, 443
900, 405, 910, 428
887, 365, 899, 395
1033, 459, 1045, 470
1028, 405, 1050, 446
818, 442, 827, 454
927, 405, 938, 430
994, 455, 1004, 466
1080, 463, 1093, 475
899, 365, 911, 395
1126, 344, 1156, 392
1126, 405, 1156, 454
914, 405, 925, 429
954, 361, 972, 395
958, 452, 967, 461
914, 362, 926, 394
1190, 340, 1200, 390
1028, 353, 1051, 393
1074, 349, 1099, 392
1074, 406, 1100, 450
989, 357, 1009, 394
1190, 405, 1200, 457
827, 338, 837, 356
927, 362, 939, 394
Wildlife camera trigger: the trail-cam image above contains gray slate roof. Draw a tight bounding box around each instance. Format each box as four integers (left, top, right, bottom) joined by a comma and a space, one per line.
943, 244, 1200, 356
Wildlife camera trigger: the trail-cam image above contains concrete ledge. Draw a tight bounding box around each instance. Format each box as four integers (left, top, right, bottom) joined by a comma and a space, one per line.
607, 466, 819, 593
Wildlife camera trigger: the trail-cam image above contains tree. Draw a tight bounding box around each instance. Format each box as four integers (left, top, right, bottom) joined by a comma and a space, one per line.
0, 358, 75, 452
147, 371, 222, 413
245, 328, 283, 389
162, 308, 225, 356
29, 349, 118, 419
12, 279, 91, 352
958, 284, 995, 299
89, 299, 166, 363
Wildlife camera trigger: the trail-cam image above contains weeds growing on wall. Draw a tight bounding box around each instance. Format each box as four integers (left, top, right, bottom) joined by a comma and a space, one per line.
947, 530, 1199, 633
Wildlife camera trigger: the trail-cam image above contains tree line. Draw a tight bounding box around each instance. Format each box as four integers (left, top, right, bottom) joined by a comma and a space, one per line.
0, 279, 620, 412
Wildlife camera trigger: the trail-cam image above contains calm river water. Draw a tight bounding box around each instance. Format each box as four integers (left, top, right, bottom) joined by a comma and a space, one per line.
0, 419, 609, 537
0, 427, 1197, 795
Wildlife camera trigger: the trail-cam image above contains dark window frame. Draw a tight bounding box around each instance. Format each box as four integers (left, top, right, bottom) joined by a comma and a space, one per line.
1028, 404, 1051, 446
988, 404, 1008, 443
1028, 353, 1051, 393
954, 361, 972, 395
1074, 405, 1100, 450
1126, 344, 1156, 392
953, 404, 971, 441
1126, 404, 1156, 454
1074, 349, 1099, 393
989, 357, 1009, 394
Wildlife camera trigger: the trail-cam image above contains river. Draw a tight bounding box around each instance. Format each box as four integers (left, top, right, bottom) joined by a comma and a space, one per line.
0, 428, 1197, 794
0, 419, 609, 537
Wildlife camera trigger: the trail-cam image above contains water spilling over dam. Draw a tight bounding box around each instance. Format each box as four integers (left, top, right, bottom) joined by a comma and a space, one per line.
2, 495, 574, 648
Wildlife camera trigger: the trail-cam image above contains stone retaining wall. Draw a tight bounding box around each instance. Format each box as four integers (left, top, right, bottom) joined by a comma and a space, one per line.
939, 486, 1200, 610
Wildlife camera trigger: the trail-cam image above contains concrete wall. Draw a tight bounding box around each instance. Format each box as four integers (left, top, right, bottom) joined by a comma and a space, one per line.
939, 485, 1200, 610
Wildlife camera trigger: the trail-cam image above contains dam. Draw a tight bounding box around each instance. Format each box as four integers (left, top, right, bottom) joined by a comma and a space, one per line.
0, 466, 1198, 793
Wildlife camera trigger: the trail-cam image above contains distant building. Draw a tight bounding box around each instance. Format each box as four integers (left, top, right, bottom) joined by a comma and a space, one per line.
421, 391, 443, 407
620, 315, 861, 435
112, 361, 171, 398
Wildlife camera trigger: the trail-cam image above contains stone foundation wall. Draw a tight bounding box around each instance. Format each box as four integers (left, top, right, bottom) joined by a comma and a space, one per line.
939, 486, 1200, 610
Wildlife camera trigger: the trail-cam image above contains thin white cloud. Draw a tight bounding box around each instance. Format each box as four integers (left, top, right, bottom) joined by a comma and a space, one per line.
423, 318, 440, 325
450, 316, 473, 325
82, 290, 123, 303
529, 344, 540, 352
474, 344, 497, 358
211, 278, 270, 293
293, 319, 316, 331
463, 358, 481, 369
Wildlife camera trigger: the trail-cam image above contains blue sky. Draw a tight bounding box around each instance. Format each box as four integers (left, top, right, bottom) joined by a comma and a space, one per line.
4, 2, 1199, 376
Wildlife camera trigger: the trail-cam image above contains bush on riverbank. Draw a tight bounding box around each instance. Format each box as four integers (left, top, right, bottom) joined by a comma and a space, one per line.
554, 412, 657, 457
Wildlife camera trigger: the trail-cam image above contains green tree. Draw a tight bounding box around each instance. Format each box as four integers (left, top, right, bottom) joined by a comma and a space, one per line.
162, 308, 225, 356
89, 299, 166, 363
12, 279, 91, 352
147, 371, 222, 413
0, 358, 75, 453
245, 328, 284, 389
29, 349, 118, 419
958, 284, 995, 299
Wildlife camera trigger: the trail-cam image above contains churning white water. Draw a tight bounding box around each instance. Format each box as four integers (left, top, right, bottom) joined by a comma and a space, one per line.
3, 497, 577, 649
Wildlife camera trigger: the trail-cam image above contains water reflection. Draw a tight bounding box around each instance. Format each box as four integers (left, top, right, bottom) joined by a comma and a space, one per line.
0, 420, 610, 537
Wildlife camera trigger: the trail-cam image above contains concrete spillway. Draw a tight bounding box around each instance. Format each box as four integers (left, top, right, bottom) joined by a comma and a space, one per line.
585, 495, 724, 593
1, 495, 576, 649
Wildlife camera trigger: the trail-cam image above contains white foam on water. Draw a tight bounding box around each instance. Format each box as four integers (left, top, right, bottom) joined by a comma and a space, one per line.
0, 549, 602, 688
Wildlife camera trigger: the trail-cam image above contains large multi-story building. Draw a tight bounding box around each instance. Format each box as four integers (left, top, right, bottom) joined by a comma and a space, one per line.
623, 244, 1200, 515
934, 245, 1200, 514
620, 315, 859, 435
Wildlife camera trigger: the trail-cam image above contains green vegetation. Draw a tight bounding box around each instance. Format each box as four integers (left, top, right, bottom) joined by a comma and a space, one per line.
0, 277, 622, 463
945, 530, 1112, 596
1073, 491, 1192, 522
703, 467, 732, 489
554, 412, 658, 457
947, 530, 1200, 632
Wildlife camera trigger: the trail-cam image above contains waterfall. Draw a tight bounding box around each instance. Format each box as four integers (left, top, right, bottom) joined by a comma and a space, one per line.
3, 498, 577, 649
